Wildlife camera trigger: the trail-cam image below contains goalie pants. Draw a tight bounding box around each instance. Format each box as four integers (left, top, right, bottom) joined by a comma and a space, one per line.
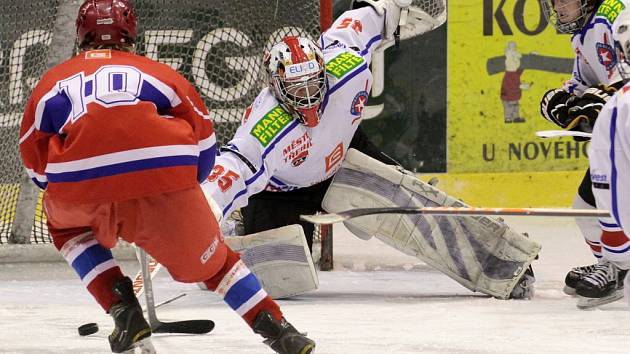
46, 185, 281, 326
241, 127, 396, 251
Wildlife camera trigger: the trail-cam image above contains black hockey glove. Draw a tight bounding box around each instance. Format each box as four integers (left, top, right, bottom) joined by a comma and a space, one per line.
540, 89, 574, 128
566, 86, 610, 132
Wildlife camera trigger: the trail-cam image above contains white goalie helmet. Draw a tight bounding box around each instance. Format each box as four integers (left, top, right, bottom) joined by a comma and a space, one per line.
613, 6, 630, 82
264, 36, 327, 127
540, 0, 598, 33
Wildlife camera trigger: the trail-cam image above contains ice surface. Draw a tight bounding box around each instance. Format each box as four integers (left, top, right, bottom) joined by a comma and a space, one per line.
0, 217, 628, 354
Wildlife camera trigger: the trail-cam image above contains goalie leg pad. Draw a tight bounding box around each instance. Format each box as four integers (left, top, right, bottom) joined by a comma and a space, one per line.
223, 224, 319, 299
322, 149, 541, 299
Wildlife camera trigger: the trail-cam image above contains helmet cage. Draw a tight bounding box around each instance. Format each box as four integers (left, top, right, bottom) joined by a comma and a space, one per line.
266, 36, 327, 126
271, 64, 326, 106
541, 0, 596, 34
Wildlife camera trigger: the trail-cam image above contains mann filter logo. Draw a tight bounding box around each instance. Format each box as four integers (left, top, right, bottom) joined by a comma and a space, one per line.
326, 52, 365, 79
597, 0, 626, 23
250, 106, 293, 147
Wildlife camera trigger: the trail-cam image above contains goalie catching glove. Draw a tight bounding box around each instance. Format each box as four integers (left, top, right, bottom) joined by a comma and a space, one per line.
352, 0, 443, 41
540, 83, 621, 132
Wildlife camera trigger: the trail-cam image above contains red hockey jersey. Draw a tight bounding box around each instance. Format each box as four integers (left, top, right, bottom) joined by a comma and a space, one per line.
19, 49, 216, 203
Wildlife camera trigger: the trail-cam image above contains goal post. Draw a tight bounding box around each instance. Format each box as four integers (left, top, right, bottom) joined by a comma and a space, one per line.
1, 0, 333, 244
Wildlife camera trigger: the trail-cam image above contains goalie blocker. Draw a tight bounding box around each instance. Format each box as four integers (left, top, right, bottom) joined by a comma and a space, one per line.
322, 149, 541, 299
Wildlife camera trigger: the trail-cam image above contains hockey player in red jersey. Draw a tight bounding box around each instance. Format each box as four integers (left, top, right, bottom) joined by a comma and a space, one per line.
18, 1, 314, 353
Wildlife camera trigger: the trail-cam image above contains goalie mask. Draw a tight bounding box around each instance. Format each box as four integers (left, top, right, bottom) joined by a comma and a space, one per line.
76, 0, 137, 50
265, 36, 327, 127
614, 7, 630, 82
540, 0, 597, 33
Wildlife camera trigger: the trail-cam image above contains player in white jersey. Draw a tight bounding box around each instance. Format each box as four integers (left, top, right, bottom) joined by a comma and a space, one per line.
202, 0, 417, 250
540, 0, 628, 302
585, 6, 630, 308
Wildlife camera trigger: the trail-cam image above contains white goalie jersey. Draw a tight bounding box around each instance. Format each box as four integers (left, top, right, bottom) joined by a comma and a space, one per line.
563, 3, 625, 94
202, 7, 384, 217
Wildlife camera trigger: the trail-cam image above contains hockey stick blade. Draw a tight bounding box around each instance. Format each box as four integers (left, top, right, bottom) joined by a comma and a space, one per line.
535, 130, 592, 139
138, 248, 215, 335
152, 319, 215, 334
300, 206, 611, 224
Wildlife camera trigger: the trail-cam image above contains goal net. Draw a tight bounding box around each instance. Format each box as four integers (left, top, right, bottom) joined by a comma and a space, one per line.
0, 0, 332, 244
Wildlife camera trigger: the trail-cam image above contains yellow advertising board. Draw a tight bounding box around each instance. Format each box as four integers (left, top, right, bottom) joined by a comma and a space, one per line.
447, 0, 590, 173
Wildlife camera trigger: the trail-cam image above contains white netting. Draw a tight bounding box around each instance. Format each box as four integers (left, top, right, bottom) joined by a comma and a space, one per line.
0, 0, 329, 243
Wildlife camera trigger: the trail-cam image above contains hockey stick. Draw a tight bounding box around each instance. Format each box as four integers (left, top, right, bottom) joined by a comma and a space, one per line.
535, 130, 593, 139
138, 248, 215, 334
300, 206, 611, 224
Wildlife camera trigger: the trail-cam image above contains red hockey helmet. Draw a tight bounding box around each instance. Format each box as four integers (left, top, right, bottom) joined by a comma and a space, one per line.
76, 0, 137, 50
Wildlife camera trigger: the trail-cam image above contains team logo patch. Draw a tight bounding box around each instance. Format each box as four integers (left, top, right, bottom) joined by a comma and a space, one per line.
85, 49, 112, 59
283, 131, 312, 165
250, 106, 293, 147
325, 143, 344, 173
291, 151, 309, 166
596, 0, 626, 24
350, 91, 369, 116
597, 42, 617, 71
326, 52, 365, 79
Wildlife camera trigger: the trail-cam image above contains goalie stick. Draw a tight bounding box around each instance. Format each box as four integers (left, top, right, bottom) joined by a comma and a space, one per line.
300, 206, 611, 224
138, 248, 215, 334
535, 130, 593, 139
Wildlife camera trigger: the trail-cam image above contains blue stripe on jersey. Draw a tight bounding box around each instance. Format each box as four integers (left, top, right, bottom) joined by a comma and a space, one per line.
47, 155, 198, 182
223, 272, 263, 311
360, 34, 382, 56
40, 91, 72, 134
84, 80, 93, 97
270, 176, 286, 186
222, 188, 248, 216
604, 244, 630, 254
138, 80, 173, 113
600, 220, 620, 228
197, 145, 217, 182
31, 178, 48, 190
112, 74, 124, 91
579, 18, 612, 45
610, 107, 621, 226
71, 244, 114, 280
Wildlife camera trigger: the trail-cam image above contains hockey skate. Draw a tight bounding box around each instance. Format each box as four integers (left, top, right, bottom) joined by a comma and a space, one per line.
109, 277, 155, 354
508, 265, 535, 299
575, 261, 628, 309
253, 311, 315, 354
563, 263, 599, 295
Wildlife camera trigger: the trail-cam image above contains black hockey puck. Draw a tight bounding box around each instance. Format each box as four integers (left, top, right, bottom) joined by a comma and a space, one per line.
78, 322, 99, 336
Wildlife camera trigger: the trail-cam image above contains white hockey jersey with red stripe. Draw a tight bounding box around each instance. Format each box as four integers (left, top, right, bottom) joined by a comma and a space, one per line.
562, 1, 625, 94
589, 85, 630, 247
19, 49, 216, 203
201, 7, 383, 217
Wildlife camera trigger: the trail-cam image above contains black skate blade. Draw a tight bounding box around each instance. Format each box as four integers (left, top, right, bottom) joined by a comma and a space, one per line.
152, 319, 215, 334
